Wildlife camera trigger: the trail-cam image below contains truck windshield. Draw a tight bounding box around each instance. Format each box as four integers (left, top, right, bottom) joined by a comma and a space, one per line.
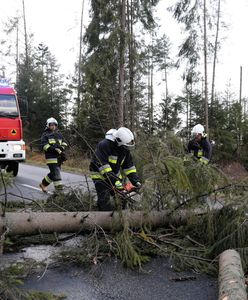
0, 94, 18, 116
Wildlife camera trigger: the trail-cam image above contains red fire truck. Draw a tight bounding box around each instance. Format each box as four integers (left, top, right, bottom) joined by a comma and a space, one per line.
0, 79, 26, 176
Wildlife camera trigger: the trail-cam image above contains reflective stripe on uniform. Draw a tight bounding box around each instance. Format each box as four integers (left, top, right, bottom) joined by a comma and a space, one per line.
61, 142, 68, 150
54, 180, 63, 187
108, 155, 118, 164
123, 166, 137, 175
99, 164, 112, 175
45, 175, 53, 184
43, 144, 51, 151
46, 158, 58, 164
90, 172, 104, 180
121, 158, 125, 165
58, 139, 62, 145
48, 138, 56, 144
199, 157, 209, 164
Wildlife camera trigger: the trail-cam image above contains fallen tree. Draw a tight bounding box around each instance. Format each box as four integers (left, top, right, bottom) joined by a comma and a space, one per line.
218, 249, 247, 300
0, 208, 209, 236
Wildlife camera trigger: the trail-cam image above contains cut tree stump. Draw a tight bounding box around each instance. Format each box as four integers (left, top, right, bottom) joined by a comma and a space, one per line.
218, 249, 247, 300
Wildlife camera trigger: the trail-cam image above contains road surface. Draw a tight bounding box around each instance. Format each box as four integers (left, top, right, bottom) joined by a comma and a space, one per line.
1, 163, 91, 202
22, 258, 217, 300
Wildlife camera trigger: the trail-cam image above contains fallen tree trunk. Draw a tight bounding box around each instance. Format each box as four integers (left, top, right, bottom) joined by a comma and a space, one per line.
0, 208, 211, 237
218, 249, 247, 300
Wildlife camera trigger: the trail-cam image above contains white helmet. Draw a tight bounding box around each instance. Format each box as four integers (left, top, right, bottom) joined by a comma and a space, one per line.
113, 127, 135, 148
46, 117, 58, 128
105, 129, 117, 141
191, 124, 204, 135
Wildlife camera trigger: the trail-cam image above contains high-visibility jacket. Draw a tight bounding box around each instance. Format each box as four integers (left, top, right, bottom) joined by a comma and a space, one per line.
188, 137, 212, 164
41, 129, 67, 164
89, 139, 139, 189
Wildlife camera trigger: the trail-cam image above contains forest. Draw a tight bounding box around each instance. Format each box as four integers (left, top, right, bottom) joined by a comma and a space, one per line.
0, 0, 247, 164
1, 1, 248, 299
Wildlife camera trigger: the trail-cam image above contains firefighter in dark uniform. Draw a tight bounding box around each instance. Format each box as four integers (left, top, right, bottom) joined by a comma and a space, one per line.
90, 127, 141, 211
39, 117, 67, 192
188, 124, 212, 164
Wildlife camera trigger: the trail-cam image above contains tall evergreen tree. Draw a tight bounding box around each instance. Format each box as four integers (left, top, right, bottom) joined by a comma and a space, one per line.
73, 0, 160, 147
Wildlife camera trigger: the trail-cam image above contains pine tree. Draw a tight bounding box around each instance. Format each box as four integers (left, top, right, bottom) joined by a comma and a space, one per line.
16, 44, 69, 140
73, 0, 161, 147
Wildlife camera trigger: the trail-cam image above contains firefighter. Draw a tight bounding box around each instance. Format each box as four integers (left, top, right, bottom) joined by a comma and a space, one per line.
188, 124, 212, 164
90, 127, 141, 211
39, 117, 68, 193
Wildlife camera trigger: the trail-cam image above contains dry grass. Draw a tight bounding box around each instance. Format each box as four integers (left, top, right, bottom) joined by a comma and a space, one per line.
26, 150, 90, 174
220, 161, 248, 182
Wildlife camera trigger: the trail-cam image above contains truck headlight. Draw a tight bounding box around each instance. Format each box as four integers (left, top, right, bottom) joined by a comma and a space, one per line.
11, 145, 22, 151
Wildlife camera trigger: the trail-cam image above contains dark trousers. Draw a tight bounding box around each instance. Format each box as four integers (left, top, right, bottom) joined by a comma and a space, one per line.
42, 163, 62, 188
94, 180, 127, 211
94, 180, 117, 211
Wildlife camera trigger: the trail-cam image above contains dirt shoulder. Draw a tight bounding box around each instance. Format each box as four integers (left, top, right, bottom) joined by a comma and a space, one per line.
26, 151, 90, 174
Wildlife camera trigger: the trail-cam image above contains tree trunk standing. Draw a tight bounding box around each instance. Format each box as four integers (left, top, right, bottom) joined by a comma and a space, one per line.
189, 82, 193, 129
22, 0, 28, 64
164, 57, 169, 129
118, 0, 126, 127
15, 18, 19, 85
77, 0, 85, 118
148, 57, 151, 133
164, 57, 169, 101
22, 0, 32, 127
186, 89, 189, 137
210, 0, 221, 118
237, 66, 243, 157
50, 67, 54, 105
151, 54, 154, 133
128, 0, 135, 130
239, 66, 242, 106
203, 0, 209, 134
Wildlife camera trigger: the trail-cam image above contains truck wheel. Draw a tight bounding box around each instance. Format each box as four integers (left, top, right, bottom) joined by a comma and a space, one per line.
6, 162, 19, 177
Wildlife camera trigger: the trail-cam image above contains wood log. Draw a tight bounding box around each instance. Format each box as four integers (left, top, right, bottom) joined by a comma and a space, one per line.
0, 208, 208, 236
218, 249, 247, 300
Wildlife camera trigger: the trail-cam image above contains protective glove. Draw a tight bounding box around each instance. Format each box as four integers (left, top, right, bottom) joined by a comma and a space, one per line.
58, 145, 64, 151
134, 182, 142, 189
60, 152, 67, 162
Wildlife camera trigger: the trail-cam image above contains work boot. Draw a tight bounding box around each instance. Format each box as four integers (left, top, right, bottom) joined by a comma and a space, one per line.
53, 184, 64, 195
39, 183, 48, 193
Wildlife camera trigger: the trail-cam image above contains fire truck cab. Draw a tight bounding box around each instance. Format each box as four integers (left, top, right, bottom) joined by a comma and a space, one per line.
0, 79, 26, 176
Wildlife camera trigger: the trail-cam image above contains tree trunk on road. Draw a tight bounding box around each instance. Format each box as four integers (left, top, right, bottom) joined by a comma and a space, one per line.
218, 249, 247, 300
0, 209, 211, 237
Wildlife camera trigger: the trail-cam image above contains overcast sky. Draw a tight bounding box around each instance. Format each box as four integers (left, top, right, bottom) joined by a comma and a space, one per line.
1, 0, 248, 103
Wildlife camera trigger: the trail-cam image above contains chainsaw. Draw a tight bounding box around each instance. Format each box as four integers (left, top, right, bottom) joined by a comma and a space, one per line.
122, 182, 141, 202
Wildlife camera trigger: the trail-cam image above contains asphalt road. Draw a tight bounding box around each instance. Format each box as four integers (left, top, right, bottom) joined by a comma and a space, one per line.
1, 163, 91, 202
23, 258, 217, 300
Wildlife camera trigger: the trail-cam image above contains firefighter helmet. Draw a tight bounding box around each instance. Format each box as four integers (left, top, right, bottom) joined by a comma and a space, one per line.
191, 124, 204, 135
105, 129, 117, 141
113, 127, 135, 148
46, 117, 58, 128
